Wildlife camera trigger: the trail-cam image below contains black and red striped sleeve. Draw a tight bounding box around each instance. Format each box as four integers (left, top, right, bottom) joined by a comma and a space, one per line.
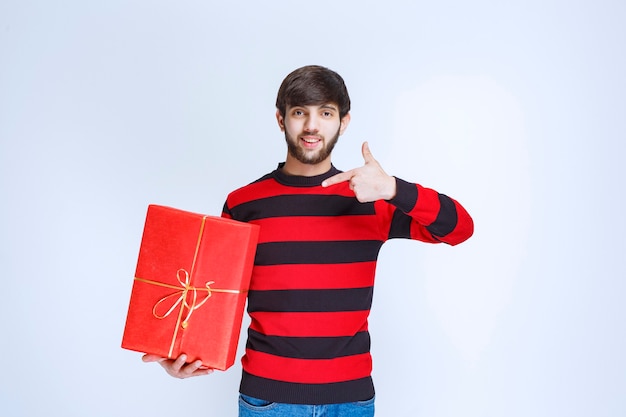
386, 177, 474, 246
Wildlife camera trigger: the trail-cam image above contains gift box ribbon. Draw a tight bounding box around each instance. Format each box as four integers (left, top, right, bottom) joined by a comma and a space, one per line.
133, 215, 247, 358
133, 274, 244, 358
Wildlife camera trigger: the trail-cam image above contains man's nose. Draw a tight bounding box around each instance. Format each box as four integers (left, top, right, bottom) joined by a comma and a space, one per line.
304, 114, 319, 132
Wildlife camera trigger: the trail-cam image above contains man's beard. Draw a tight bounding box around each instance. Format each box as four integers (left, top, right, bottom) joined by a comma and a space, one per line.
284, 127, 341, 165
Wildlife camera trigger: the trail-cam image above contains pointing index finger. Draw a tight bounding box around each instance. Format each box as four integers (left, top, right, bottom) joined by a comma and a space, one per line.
322, 170, 354, 187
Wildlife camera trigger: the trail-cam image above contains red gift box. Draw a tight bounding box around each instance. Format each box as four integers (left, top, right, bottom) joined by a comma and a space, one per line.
121, 205, 259, 371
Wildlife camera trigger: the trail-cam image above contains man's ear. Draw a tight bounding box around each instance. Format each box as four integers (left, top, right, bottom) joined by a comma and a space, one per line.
276, 110, 285, 132
339, 112, 351, 135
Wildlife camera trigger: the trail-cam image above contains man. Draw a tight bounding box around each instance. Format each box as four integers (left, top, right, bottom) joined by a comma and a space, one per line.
143, 65, 474, 416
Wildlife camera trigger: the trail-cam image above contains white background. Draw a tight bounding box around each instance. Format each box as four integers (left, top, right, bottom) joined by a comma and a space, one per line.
1, 1, 624, 416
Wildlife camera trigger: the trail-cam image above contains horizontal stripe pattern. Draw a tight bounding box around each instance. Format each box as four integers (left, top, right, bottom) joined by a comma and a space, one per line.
248, 287, 373, 313
246, 329, 371, 359
254, 215, 384, 243
239, 372, 375, 405
250, 262, 376, 290
249, 311, 369, 337
229, 194, 376, 222
255, 240, 383, 265
242, 349, 373, 384
227, 174, 358, 208
223, 166, 473, 404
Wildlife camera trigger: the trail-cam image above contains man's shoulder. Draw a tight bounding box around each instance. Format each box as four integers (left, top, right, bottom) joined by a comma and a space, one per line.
226, 171, 276, 202
232, 172, 274, 191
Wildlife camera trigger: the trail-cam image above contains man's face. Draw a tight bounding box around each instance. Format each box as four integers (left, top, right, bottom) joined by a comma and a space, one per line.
278, 104, 349, 166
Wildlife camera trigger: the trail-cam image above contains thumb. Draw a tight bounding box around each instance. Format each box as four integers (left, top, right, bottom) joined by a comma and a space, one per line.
362, 141, 375, 164
142, 354, 167, 363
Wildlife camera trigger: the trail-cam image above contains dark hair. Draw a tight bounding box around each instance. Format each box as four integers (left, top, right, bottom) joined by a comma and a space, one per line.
276, 65, 351, 118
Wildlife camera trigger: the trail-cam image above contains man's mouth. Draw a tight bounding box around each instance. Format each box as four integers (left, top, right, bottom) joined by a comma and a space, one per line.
301, 136, 322, 147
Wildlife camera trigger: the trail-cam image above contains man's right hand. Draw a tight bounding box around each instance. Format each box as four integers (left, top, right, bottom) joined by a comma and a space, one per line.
142, 353, 214, 379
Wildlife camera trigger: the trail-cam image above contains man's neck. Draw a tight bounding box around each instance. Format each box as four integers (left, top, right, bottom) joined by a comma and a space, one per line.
281, 155, 332, 177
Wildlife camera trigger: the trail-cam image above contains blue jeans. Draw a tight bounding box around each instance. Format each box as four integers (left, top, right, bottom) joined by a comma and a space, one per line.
239, 394, 375, 417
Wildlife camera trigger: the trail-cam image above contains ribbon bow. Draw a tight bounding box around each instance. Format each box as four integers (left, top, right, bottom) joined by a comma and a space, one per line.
133, 271, 243, 358
152, 268, 215, 329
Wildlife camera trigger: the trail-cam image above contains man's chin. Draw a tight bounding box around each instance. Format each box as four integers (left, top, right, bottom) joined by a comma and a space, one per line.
287, 146, 323, 165
285, 131, 338, 165
296, 155, 325, 165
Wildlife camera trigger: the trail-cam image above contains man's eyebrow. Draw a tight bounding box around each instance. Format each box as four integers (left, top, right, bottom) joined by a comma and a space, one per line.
320, 104, 339, 111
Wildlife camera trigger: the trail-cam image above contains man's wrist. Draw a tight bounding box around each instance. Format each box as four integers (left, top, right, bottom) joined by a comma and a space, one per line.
384, 176, 397, 200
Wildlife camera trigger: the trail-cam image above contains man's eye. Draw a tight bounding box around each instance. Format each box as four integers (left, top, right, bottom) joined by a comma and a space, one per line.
323, 112, 332, 117
293, 110, 304, 116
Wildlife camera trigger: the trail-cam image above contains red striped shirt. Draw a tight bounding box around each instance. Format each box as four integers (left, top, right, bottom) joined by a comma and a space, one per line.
224, 164, 473, 404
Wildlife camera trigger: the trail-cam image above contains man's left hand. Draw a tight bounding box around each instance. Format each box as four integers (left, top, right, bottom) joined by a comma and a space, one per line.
322, 142, 396, 202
